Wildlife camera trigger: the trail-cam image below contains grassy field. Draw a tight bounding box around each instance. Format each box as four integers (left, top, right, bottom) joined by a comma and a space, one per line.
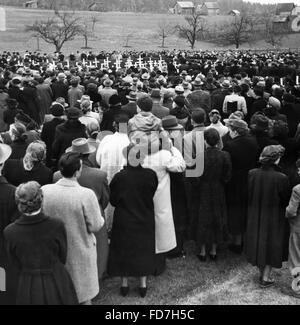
94, 241, 300, 305
0, 7, 300, 54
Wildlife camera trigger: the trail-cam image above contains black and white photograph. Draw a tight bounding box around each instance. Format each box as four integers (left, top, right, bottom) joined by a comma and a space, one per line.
0, 0, 300, 309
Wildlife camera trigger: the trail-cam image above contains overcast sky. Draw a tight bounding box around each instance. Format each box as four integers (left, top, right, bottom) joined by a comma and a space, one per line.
246, 0, 300, 5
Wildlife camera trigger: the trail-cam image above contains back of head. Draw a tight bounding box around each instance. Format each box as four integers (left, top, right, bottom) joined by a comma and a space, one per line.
204, 128, 220, 147
192, 109, 206, 125
137, 95, 153, 112
59, 152, 81, 178
15, 181, 43, 215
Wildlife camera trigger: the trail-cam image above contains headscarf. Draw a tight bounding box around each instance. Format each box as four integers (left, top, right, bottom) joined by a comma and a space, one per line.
259, 145, 285, 166
23, 141, 46, 171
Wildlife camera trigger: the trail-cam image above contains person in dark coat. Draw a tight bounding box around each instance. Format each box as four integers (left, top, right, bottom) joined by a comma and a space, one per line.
108, 144, 158, 298
3, 141, 53, 187
0, 144, 18, 305
51, 73, 69, 103
7, 79, 26, 112
223, 119, 259, 253
280, 93, 300, 138
41, 104, 65, 168
195, 128, 232, 261
22, 81, 41, 125
4, 181, 78, 305
245, 145, 291, 288
52, 108, 87, 165
248, 86, 267, 119
100, 94, 129, 132
9, 122, 29, 160
249, 113, 279, 159
122, 91, 138, 118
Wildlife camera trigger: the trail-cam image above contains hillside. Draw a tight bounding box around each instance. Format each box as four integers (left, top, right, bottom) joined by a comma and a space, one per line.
0, 7, 299, 53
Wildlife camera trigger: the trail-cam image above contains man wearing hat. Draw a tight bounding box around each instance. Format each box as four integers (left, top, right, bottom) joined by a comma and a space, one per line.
53, 138, 110, 281
52, 107, 87, 165
99, 78, 117, 109
0, 143, 18, 305
150, 89, 170, 119
68, 78, 84, 108
122, 91, 138, 118
41, 104, 66, 168
51, 73, 68, 103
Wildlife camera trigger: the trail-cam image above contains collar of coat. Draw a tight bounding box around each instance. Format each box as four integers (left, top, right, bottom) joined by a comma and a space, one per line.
0, 176, 8, 185
56, 178, 80, 187
16, 213, 49, 226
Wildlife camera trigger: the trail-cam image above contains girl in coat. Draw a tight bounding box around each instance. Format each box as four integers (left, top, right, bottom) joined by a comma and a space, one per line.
108, 144, 158, 298
196, 128, 232, 261
245, 145, 291, 288
4, 181, 78, 305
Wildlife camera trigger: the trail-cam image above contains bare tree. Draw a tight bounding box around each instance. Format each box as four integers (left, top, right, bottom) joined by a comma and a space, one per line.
81, 21, 93, 49
175, 12, 208, 49
214, 13, 256, 49
157, 19, 174, 48
26, 10, 83, 53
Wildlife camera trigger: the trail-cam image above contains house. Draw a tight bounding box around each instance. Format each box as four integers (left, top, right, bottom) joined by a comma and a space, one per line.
275, 3, 296, 16
24, 0, 38, 9
174, 2, 195, 15
197, 2, 220, 16
229, 10, 240, 16
88, 1, 105, 12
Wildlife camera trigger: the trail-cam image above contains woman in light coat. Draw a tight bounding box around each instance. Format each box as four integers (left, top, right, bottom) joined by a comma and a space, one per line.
142, 138, 186, 274
42, 152, 104, 305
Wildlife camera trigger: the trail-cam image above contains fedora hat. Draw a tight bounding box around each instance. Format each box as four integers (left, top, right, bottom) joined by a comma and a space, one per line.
126, 91, 137, 101
141, 73, 150, 80
103, 78, 113, 87
150, 89, 161, 99
162, 115, 184, 130
192, 78, 203, 86
0, 144, 12, 165
182, 81, 190, 89
77, 95, 93, 104
66, 138, 96, 155
221, 80, 231, 89
175, 85, 184, 93
56, 97, 69, 108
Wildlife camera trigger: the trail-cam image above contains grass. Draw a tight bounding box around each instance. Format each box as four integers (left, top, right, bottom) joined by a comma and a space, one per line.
93, 241, 300, 305
0, 7, 300, 53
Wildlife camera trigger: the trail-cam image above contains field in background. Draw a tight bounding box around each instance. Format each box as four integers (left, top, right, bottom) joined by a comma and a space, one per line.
0, 7, 300, 53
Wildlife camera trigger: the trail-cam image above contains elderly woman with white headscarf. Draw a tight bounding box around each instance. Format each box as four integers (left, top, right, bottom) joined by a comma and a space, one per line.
3, 140, 53, 187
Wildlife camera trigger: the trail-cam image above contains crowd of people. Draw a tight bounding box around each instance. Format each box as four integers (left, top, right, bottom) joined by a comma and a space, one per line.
0, 48, 300, 305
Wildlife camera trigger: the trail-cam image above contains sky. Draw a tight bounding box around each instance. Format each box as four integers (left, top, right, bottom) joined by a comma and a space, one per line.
246, 0, 300, 5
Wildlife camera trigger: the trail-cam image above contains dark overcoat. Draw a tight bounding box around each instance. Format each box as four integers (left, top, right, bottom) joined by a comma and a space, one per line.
9, 140, 28, 160
0, 176, 18, 305
3, 159, 53, 187
4, 214, 78, 305
108, 165, 158, 277
223, 135, 259, 235
245, 166, 291, 268
194, 147, 232, 247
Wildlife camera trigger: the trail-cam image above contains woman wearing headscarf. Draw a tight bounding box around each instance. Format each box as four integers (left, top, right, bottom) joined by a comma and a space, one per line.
245, 145, 291, 288
108, 144, 158, 298
223, 119, 259, 253
3, 141, 53, 187
8, 122, 28, 160
4, 181, 78, 305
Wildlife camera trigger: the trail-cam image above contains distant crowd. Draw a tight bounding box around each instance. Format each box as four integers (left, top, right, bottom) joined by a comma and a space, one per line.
0, 48, 300, 305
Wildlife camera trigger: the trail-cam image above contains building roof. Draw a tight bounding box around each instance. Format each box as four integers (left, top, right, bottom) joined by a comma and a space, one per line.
204, 2, 219, 10
229, 9, 240, 15
176, 1, 195, 9
275, 3, 295, 15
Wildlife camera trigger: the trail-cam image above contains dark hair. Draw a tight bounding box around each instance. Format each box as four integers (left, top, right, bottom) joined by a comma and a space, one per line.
59, 153, 81, 178
204, 128, 220, 147
233, 85, 241, 94
254, 86, 264, 98
192, 109, 206, 125
137, 96, 153, 112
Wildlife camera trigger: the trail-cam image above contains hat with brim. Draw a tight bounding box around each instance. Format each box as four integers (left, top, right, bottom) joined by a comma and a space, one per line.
77, 95, 94, 105
103, 79, 113, 87
224, 111, 244, 124
0, 144, 12, 164
66, 138, 96, 155
56, 98, 69, 108
192, 78, 203, 86
141, 73, 150, 80
162, 115, 184, 130
126, 92, 137, 101
67, 107, 82, 120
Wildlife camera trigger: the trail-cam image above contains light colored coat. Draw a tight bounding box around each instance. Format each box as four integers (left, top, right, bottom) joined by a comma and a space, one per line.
142, 147, 186, 254
42, 178, 104, 303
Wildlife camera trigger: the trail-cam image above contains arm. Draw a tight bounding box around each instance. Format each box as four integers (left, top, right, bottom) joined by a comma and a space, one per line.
222, 151, 232, 184
83, 189, 104, 234
99, 173, 110, 211
286, 187, 300, 219
240, 97, 247, 116
56, 223, 68, 265
165, 147, 186, 173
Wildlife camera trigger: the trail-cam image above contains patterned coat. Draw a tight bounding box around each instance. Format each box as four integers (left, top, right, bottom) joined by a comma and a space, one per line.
42, 178, 104, 303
